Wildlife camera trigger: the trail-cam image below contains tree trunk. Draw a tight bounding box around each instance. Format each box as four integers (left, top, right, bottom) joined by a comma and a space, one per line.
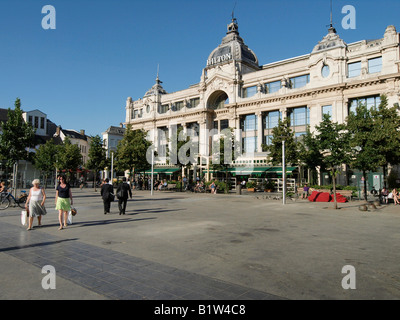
225, 169, 229, 194
332, 168, 337, 210
363, 170, 368, 202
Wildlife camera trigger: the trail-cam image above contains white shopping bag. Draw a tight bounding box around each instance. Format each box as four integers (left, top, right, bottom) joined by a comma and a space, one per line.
67, 211, 73, 225
21, 210, 27, 226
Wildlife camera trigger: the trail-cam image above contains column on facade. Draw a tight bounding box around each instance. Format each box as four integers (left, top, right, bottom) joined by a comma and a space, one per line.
256, 111, 263, 153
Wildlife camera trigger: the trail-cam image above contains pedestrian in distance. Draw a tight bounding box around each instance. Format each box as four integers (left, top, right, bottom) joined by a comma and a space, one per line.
55, 175, 73, 230
25, 179, 47, 231
116, 177, 132, 215
302, 183, 310, 199
392, 188, 399, 205
101, 178, 114, 214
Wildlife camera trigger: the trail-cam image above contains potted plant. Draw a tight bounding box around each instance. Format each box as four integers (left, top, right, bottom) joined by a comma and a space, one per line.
246, 181, 257, 192
263, 180, 275, 192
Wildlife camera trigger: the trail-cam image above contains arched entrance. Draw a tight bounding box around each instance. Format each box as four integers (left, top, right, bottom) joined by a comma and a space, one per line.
207, 90, 229, 110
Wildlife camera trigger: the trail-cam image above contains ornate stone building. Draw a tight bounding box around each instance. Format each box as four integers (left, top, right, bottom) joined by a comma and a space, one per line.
124, 18, 400, 186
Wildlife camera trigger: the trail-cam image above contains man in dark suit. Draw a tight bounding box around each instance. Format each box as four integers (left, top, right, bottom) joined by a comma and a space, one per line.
100, 178, 114, 214
116, 177, 132, 215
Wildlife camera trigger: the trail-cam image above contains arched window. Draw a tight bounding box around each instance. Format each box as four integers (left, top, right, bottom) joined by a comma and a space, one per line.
207, 91, 229, 110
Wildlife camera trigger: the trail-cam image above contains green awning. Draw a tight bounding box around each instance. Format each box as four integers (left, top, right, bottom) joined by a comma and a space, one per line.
228, 166, 271, 176
144, 168, 168, 174
163, 167, 180, 174
204, 166, 271, 176
266, 166, 297, 174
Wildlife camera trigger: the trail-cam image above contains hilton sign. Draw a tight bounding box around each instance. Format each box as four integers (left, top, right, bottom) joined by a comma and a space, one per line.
206, 53, 232, 66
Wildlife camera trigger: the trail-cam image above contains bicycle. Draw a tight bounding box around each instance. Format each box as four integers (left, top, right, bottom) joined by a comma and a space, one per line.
0, 190, 28, 210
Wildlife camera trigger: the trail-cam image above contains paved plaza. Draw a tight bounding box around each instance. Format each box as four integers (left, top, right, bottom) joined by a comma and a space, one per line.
0, 188, 399, 300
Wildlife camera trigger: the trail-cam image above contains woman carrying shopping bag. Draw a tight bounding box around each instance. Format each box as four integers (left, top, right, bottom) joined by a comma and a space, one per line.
55, 175, 73, 230
25, 179, 47, 231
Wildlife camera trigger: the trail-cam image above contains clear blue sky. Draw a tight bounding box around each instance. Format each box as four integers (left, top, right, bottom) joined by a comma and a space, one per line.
1, 0, 399, 137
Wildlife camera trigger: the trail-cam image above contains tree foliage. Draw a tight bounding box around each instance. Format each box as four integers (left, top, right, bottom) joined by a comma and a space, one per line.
86, 135, 108, 181
56, 137, 83, 177
369, 95, 400, 184
33, 139, 59, 187
0, 98, 36, 168
115, 125, 151, 178
347, 102, 384, 200
265, 117, 300, 166
315, 114, 350, 209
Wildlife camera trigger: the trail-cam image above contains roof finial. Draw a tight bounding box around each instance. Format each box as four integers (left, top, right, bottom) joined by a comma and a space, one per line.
227, 1, 239, 34
327, 0, 337, 33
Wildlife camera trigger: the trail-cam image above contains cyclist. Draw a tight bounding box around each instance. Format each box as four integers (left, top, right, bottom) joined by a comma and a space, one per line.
0, 181, 7, 193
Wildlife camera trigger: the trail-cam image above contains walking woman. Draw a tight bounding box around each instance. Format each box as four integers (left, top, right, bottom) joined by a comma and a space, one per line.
25, 179, 47, 230
55, 175, 73, 230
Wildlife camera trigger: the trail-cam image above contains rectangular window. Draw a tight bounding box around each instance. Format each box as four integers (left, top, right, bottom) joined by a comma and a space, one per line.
265, 80, 281, 94
368, 57, 382, 74
265, 111, 281, 129
220, 119, 229, 130
242, 114, 257, 131
348, 61, 361, 78
189, 97, 200, 108
34, 116, 39, 128
159, 104, 169, 114
133, 110, 138, 119
213, 121, 218, 130
243, 86, 257, 98
243, 136, 257, 153
289, 74, 309, 89
28, 116, 33, 125
289, 107, 309, 127
40, 117, 45, 129
349, 95, 381, 114
264, 135, 273, 146
322, 105, 332, 119
173, 101, 184, 111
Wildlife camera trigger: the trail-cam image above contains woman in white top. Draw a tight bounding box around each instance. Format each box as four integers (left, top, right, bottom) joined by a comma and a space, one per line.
25, 179, 47, 230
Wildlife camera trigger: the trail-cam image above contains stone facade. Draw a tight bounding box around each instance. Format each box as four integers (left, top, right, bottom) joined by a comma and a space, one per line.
124, 19, 400, 183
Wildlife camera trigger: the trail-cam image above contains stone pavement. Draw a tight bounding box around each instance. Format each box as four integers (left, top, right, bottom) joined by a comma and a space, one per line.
1, 187, 400, 300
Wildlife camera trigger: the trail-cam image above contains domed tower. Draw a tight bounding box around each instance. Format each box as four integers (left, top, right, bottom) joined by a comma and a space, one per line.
206, 17, 259, 73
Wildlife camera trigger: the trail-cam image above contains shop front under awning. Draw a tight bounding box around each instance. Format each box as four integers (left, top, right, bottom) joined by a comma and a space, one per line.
203, 166, 297, 176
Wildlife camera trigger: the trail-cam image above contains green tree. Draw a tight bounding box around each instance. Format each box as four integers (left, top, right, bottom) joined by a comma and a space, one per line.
0, 98, 36, 192
86, 135, 108, 189
115, 125, 151, 181
169, 125, 196, 191
298, 127, 325, 185
265, 117, 300, 166
370, 95, 400, 186
347, 103, 384, 201
57, 137, 83, 181
315, 114, 350, 209
33, 139, 59, 188
211, 128, 236, 193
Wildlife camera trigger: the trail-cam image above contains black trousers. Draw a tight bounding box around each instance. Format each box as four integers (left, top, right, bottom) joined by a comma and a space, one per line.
118, 198, 128, 214
103, 199, 111, 213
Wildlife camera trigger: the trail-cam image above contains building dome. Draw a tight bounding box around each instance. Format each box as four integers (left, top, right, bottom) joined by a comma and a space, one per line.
206, 18, 259, 69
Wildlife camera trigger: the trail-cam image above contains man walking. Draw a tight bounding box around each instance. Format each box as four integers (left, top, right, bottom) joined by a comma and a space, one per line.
116, 177, 132, 215
100, 178, 114, 214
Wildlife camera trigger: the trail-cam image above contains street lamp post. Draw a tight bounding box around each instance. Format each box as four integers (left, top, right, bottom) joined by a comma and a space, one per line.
282, 139, 286, 205
151, 150, 154, 196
